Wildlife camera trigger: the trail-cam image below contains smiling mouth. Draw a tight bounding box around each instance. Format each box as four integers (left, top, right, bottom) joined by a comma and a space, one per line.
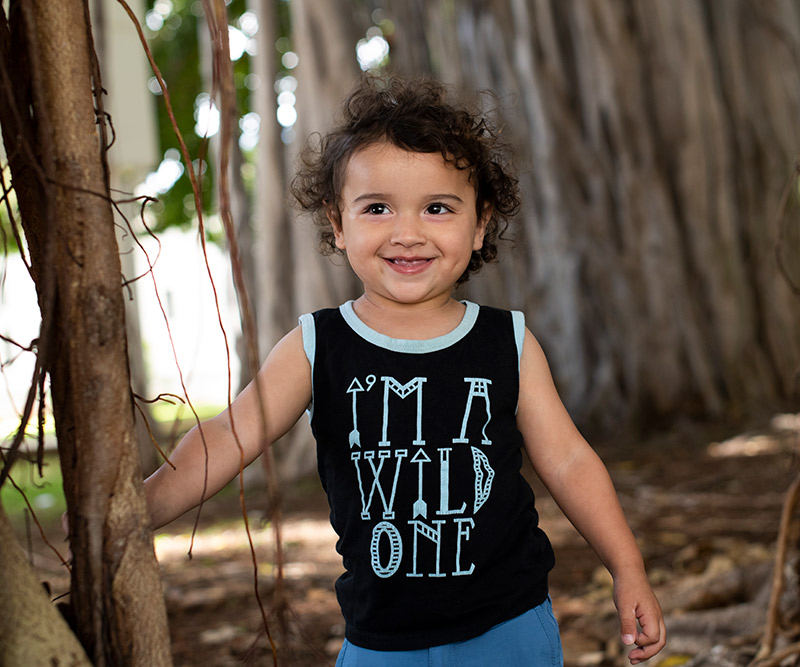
385, 257, 433, 273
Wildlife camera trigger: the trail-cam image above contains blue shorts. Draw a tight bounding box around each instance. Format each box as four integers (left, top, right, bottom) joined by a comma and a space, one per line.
335, 597, 563, 667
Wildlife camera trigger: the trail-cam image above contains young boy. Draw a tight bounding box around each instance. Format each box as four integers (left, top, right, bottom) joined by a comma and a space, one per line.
144, 75, 666, 665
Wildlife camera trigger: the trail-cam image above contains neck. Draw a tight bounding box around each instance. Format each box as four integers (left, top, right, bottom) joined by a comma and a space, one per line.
352, 295, 466, 340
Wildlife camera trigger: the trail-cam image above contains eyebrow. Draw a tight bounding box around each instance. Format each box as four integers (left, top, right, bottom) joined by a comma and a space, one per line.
351, 193, 466, 203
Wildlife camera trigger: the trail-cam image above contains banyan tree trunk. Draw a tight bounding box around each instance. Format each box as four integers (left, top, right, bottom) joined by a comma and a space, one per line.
268, 0, 366, 480
383, 0, 800, 431
289, 0, 365, 318
0, 1, 172, 664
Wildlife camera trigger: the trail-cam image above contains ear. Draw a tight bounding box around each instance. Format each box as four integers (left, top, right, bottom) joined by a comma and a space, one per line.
472, 204, 491, 251
326, 205, 346, 250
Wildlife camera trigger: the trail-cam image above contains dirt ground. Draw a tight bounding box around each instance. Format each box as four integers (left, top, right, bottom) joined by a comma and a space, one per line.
23, 414, 800, 666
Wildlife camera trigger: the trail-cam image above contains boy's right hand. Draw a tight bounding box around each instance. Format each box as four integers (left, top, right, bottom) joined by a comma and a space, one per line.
614, 572, 666, 664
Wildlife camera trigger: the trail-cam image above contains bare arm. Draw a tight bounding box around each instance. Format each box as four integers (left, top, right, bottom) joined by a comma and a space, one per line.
516, 329, 665, 664
144, 326, 311, 530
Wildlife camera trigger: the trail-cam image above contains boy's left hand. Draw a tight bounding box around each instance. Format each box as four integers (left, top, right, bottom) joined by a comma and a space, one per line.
613, 572, 666, 664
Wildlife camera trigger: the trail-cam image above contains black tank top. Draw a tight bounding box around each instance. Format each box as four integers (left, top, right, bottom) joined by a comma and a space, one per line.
300, 301, 554, 650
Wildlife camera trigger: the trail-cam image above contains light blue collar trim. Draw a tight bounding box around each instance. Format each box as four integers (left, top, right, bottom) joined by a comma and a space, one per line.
339, 300, 480, 353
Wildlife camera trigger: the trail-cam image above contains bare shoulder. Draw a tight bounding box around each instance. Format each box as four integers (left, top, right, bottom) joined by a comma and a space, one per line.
255, 325, 312, 399
518, 327, 553, 387
517, 326, 585, 470
264, 325, 310, 368
225, 325, 312, 446
517, 327, 558, 417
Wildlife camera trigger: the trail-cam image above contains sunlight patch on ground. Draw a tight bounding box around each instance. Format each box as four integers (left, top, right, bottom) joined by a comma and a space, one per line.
154, 517, 336, 563
282, 561, 327, 579
709, 434, 784, 457
707, 413, 799, 458
154, 526, 272, 561
282, 517, 337, 544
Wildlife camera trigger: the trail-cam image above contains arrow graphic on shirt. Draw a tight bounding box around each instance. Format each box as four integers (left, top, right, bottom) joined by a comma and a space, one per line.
347, 378, 364, 448
411, 448, 431, 518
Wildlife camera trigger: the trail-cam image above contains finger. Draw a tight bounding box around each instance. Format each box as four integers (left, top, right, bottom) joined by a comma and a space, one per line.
618, 605, 638, 647
637, 607, 665, 646
628, 618, 667, 664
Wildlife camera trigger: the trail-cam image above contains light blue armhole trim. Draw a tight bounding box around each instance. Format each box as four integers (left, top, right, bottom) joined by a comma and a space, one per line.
339, 300, 480, 353
298, 313, 315, 419
511, 310, 525, 415
511, 310, 525, 371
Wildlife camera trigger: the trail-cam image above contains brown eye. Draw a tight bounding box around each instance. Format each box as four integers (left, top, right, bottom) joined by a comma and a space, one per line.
366, 203, 388, 215
426, 203, 451, 215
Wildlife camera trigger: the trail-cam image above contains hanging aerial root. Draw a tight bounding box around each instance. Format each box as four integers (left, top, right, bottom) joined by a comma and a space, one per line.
751, 469, 800, 664
116, 0, 285, 662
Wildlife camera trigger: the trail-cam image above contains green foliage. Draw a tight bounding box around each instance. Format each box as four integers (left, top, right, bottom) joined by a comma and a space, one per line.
0, 165, 22, 254
145, 0, 214, 230
144, 0, 257, 234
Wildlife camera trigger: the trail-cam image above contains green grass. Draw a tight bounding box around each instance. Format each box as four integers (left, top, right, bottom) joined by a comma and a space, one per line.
150, 401, 225, 433
1, 452, 66, 528
1, 404, 230, 530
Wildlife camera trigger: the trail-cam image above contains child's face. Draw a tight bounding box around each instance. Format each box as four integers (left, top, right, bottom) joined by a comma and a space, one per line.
330, 141, 487, 311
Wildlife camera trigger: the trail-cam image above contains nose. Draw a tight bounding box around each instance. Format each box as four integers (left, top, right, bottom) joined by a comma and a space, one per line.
390, 212, 425, 247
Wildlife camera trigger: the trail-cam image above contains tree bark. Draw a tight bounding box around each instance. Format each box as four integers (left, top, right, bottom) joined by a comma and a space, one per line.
93, 0, 164, 476
249, 0, 292, 355
0, 2, 172, 665
289, 0, 364, 317
0, 503, 92, 667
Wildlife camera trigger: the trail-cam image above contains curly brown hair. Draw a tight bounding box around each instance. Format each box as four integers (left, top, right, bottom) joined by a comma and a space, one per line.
290, 74, 521, 285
